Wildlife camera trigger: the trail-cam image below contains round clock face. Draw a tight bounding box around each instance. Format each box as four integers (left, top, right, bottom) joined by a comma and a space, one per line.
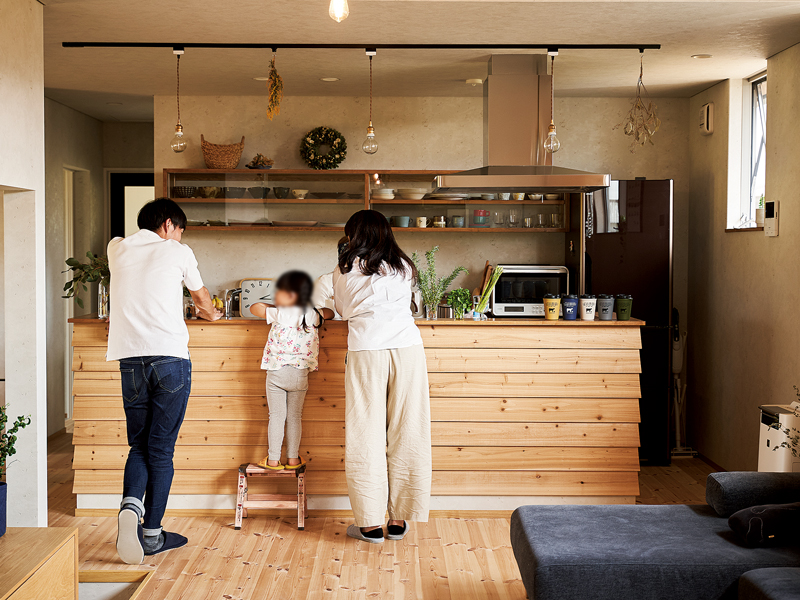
240, 279, 274, 318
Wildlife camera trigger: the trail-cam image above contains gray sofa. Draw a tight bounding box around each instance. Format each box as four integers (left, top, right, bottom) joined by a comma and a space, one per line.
510, 472, 800, 600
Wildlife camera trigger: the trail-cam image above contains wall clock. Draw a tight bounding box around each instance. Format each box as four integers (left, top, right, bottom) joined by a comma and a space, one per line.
239, 278, 274, 318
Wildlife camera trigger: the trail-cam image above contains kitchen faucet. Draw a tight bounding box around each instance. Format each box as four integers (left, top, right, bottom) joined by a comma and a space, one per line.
223, 288, 241, 320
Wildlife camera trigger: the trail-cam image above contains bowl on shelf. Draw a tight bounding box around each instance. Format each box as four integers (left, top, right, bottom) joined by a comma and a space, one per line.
545, 193, 561, 201
197, 186, 221, 198
481, 193, 497, 200
172, 186, 197, 198
225, 187, 247, 198
272, 220, 318, 227
512, 192, 525, 201
372, 191, 395, 200
292, 189, 309, 199
527, 193, 543, 201
247, 187, 270, 199
309, 191, 338, 199
273, 187, 291, 199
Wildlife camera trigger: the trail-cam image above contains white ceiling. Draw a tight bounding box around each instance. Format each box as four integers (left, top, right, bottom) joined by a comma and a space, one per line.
43, 0, 800, 121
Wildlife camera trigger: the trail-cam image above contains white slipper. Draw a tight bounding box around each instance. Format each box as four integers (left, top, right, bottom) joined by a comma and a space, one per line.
346, 524, 384, 544
116, 507, 144, 565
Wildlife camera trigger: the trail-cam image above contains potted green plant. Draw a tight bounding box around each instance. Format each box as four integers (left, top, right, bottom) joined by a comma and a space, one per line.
1, 405, 31, 538
448, 288, 473, 320
756, 195, 766, 227
64, 251, 110, 318
411, 246, 467, 320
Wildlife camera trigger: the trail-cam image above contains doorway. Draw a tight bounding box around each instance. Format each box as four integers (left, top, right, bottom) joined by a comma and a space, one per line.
109, 172, 155, 239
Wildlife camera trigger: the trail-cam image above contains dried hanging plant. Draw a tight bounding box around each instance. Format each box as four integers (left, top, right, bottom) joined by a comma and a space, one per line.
614, 53, 660, 152
266, 55, 283, 120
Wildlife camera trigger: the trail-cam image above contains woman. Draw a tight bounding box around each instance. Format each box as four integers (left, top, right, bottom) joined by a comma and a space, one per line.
332, 210, 431, 543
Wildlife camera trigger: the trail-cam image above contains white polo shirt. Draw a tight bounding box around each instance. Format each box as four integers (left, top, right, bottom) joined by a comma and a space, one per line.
106, 229, 205, 361
332, 260, 422, 351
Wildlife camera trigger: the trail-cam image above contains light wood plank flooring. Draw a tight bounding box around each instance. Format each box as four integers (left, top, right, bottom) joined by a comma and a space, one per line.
46, 432, 716, 600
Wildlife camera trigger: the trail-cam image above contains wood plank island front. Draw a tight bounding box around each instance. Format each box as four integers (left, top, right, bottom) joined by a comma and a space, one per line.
70, 316, 645, 516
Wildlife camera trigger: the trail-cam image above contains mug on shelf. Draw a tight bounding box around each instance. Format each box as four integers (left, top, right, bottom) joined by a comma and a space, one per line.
433, 215, 448, 228
391, 216, 411, 228
543, 294, 561, 321
452, 215, 465, 228
416, 216, 429, 228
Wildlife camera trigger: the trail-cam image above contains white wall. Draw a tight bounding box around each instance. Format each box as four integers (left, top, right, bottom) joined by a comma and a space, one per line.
0, 0, 48, 526
44, 99, 105, 436
156, 94, 690, 301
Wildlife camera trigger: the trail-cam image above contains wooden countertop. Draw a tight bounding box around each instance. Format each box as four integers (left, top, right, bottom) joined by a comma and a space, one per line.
0, 527, 78, 600
70, 315, 645, 327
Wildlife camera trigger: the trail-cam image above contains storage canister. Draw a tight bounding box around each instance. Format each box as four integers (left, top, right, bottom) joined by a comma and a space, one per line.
579, 294, 597, 321
562, 294, 579, 321
597, 294, 615, 321
615, 294, 633, 321
543, 293, 561, 321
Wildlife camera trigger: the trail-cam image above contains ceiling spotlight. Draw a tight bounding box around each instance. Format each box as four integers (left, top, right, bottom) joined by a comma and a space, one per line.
253, 76, 269, 81
466, 79, 483, 86
691, 54, 713, 59
321, 77, 340, 82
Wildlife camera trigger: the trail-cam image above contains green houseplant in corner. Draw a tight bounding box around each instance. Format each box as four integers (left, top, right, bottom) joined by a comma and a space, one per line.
64, 251, 110, 318
411, 246, 468, 320
1, 404, 31, 537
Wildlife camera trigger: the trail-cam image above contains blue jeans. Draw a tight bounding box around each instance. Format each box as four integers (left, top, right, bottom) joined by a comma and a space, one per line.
120, 356, 191, 531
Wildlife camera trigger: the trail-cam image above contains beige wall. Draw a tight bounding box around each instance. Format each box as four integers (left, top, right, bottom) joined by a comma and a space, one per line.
44, 99, 105, 436
156, 94, 690, 300
687, 43, 800, 471
0, 0, 49, 525
103, 122, 154, 169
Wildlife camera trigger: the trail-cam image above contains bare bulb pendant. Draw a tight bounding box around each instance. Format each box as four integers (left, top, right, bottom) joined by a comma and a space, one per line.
171, 124, 187, 153
329, 0, 349, 22
362, 125, 378, 155
544, 123, 561, 154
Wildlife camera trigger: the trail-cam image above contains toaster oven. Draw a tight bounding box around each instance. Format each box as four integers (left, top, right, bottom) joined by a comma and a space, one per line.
491, 265, 569, 317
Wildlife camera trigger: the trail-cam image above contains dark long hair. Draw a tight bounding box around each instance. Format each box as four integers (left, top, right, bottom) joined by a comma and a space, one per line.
338, 210, 416, 278
275, 270, 323, 332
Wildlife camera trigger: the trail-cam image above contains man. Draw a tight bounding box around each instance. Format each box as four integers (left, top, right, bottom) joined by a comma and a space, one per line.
107, 198, 222, 565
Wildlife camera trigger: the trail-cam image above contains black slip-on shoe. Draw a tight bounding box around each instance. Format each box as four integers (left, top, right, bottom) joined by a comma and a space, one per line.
144, 531, 188, 556
116, 507, 145, 565
386, 521, 409, 541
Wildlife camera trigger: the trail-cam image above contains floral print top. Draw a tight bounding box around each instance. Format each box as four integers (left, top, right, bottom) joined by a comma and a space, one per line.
261, 306, 320, 371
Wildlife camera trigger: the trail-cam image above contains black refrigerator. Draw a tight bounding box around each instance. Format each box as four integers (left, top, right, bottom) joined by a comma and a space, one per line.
582, 179, 674, 466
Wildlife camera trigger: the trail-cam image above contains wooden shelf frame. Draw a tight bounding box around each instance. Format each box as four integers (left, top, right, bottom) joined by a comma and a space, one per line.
165, 169, 571, 234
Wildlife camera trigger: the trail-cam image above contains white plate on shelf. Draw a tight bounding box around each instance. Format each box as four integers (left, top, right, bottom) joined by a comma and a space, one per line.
398, 193, 426, 200
272, 221, 318, 227
429, 193, 468, 199
320, 222, 347, 227
372, 194, 395, 200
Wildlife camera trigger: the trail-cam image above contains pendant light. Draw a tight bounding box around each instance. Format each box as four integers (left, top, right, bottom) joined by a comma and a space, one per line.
329, 0, 349, 22
170, 48, 187, 153
362, 50, 378, 155
544, 51, 561, 154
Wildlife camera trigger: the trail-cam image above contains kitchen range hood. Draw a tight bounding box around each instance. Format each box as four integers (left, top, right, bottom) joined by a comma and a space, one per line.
434, 55, 609, 194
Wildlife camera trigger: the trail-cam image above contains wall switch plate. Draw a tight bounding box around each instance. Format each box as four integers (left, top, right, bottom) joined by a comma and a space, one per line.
764, 200, 779, 237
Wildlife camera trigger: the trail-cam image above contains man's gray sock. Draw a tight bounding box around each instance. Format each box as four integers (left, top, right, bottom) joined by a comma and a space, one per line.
121, 502, 143, 520
143, 532, 164, 553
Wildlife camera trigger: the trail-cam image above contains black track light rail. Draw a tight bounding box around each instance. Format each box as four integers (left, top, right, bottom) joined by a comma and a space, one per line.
63, 42, 660, 52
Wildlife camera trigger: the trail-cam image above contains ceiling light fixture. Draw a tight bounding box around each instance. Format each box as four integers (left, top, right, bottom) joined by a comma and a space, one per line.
466, 78, 483, 86
253, 76, 269, 81
170, 47, 187, 153
362, 49, 378, 155
321, 77, 340, 82
543, 51, 561, 154
615, 49, 660, 152
329, 0, 349, 22
691, 54, 713, 59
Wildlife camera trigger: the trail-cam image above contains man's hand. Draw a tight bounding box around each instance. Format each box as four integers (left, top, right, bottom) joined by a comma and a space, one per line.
190, 287, 223, 321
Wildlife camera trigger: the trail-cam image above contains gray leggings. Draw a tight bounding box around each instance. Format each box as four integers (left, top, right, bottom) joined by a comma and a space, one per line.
266, 366, 309, 461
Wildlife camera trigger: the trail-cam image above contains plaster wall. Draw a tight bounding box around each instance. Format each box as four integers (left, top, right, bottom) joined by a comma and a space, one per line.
155, 95, 689, 303
687, 43, 800, 471
44, 99, 105, 435
0, 0, 48, 526
103, 122, 154, 169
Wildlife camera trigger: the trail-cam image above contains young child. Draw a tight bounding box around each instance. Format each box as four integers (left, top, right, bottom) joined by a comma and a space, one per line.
249, 271, 323, 471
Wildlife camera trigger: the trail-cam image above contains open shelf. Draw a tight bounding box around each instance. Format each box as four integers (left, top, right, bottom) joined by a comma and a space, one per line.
372, 198, 566, 205
186, 225, 345, 232
171, 197, 363, 204
184, 225, 566, 233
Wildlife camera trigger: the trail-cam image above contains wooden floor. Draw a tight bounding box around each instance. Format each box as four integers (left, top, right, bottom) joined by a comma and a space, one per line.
46, 432, 716, 600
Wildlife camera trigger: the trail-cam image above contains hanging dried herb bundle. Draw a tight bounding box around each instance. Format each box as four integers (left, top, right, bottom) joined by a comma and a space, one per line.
266, 56, 283, 120
614, 53, 660, 153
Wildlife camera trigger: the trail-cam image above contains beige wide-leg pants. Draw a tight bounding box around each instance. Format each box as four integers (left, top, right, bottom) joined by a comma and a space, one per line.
344, 344, 432, 527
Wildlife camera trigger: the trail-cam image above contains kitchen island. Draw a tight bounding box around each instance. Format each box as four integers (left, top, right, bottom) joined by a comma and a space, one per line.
69, 316, 644, 515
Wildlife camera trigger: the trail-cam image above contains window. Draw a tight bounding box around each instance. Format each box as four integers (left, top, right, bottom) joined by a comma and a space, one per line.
749, 75, 767, 222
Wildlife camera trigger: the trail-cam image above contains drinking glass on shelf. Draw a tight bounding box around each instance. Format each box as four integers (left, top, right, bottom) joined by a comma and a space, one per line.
535, 214, 547, 228
523, 217, 534, 228
493, 210, 506, 226
508, 208, 520, 228
550, 213, 563, 228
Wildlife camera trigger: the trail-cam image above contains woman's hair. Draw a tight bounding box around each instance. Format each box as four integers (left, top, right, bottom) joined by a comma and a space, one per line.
275, 270, 323, 332
338, 210, 416, 278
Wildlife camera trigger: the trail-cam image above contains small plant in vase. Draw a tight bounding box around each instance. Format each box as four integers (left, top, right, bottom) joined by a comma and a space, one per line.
0, 404, 31, 537
448, 288, 473, 320
64, 251, 110, 318
411, 246, 467, 320
756, 195, 766, 227
772, 385, 800, 458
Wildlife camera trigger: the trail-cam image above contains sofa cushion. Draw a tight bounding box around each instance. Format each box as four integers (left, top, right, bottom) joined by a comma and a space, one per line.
739, 568, 800, 600
707, 473, 800, 518
511, 504, 800, 600
729, 503, 800, 546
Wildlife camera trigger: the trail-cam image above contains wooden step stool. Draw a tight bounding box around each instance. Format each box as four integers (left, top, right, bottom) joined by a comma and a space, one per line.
235, 463, 308, 530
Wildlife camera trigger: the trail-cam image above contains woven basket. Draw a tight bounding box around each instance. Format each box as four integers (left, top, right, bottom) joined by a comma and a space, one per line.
200, 135, 245, 169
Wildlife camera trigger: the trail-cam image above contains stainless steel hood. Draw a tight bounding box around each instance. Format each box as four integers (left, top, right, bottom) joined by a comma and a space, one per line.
435, 165, 610, 193
433, 55, 609, 194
